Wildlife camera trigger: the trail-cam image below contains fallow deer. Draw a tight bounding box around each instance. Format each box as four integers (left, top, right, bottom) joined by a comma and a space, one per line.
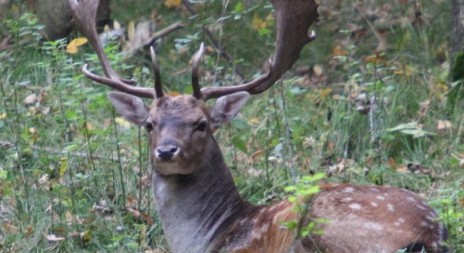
69, 0, 448, 252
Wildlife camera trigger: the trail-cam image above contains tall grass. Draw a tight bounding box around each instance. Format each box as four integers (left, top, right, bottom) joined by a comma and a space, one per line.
0, 0, 462, 252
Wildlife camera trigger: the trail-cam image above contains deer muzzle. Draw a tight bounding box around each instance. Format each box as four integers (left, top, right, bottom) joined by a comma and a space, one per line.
155, 142, 181, 161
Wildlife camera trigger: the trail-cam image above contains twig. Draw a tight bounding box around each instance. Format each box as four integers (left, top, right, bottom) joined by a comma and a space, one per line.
0, 142, 130, 163
354, 4, 386, 52
126, 22, 185, 55
181, 0, 244, 80
143, 22, 185, 48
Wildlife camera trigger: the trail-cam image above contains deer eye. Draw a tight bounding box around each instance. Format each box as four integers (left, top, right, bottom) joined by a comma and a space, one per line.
145, 122, 154, 132
195, 121, 207, 132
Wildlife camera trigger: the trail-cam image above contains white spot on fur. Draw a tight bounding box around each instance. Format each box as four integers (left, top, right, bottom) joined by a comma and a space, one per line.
341, 197, 353, 202
420, 221, 428, 227
406, 196, 416, 203
426, 214, 436, 221
401, 188, 411, 193
398, 218, 405, 223
343, 187, 355, 193
370, 187, 380, 192
364, 222, 384, 231
376, 196, 385, 200
387, 204, 395, 212
251, 227, 262, 240
349, 203, 362, 210
261, 223, 269, 232
417, 204, 427, 211
394, 222, 401, 226
238, 218, 250, 226
268, 201, 285, 212
370, 202, 378, 207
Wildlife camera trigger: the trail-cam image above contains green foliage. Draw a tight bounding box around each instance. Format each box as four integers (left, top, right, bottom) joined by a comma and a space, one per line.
282, 173, 325, 238
0, 0, 463, 252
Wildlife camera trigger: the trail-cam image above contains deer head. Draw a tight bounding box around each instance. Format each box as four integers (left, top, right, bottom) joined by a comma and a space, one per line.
69, 0, 318, 174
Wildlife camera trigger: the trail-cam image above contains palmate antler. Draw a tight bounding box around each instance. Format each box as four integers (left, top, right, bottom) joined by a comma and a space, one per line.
69, 0, 318, 101
200, 0, 318, 100
69, 0, 157, 98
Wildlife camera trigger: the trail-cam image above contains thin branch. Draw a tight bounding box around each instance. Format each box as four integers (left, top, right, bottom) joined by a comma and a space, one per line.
0, 142, 130, 163
181, 0, 244, 80
142, 22, 185, 49
127, 22, 185, 55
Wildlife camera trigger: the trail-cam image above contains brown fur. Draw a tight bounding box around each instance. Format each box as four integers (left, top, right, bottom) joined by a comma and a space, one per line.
214, 184, 446, 253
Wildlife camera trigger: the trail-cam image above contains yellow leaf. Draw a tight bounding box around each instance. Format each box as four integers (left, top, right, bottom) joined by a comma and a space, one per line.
394, 64, 415, 77
66, 37, 88, 54
0, 112, 6, 119
127, 20, 136, 42
251, 14, 268, 30
319, 88, 333, 99
167, 91, 180, 97
59, 157, 68, 176
248, 118, 260, 126
332, 45, 348, 57
65, 211, 73, 224
115, 117, 131, 128
164, 0, 181, 8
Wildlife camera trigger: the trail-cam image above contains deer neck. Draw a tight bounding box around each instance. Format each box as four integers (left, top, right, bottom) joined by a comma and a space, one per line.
151, 137, 254, 253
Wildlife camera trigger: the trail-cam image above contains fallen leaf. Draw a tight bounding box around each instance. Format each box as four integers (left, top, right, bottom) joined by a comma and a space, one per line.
436, 120, 453, 132
65, 211, 73, 224
115, 117, 131, 128
248, 118, 260, 126
3, 222, 19, 233
387, 157, 397, 169
332, 45, 348, 57
127, 207, 154, 225
45, 234, 65, 242
407, 163, 432, 175
164, 0, 181, 8
24, 93, 37, 105
396, 165, 409, 173
251, 149, 265, 161
313, 64, 324, 77
66, 37, 88, 54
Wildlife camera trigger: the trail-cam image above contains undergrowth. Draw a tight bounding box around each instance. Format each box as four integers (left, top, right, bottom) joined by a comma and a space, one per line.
0, 0, 463, 252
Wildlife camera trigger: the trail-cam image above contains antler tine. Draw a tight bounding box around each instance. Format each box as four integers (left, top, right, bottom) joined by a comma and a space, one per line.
200, 0, 318, 101
150, 46, 163, 98
191, 43, 205, 99
201, 70, 272, 101
69, 0, 155, 98
83, 64, 155, 98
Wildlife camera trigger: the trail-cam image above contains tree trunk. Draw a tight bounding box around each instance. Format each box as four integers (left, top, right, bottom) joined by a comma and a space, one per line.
449, 0, 464, 115
28, 0, 111, 40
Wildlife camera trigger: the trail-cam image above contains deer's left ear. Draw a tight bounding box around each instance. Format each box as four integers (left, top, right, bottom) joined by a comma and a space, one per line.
210, 91, 250, 130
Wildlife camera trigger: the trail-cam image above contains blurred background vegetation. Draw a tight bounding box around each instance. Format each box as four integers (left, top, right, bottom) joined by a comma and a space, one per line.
0, 0, 463, 252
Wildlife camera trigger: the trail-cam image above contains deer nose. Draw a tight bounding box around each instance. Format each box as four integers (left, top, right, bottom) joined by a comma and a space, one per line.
155, 145, 180, 160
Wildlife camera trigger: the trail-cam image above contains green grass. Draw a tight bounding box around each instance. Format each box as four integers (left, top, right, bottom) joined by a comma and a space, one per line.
1, 0, 463, 252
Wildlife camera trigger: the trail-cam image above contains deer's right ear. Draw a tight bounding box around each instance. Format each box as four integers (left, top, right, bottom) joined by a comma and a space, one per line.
108, 92, 148, 126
